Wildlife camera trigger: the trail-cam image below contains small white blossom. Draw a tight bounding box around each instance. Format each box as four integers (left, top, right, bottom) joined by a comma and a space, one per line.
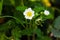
23, 8, 34, 20
44, 10, 50, 15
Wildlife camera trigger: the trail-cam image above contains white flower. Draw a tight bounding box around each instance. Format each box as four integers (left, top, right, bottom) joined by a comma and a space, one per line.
44, 10, 50, 15
23, 8, 34, 20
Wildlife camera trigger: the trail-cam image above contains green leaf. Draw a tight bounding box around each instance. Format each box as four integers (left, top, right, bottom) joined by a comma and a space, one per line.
34, 6, 45, 13
21, 28, 34, 36
12, 27, 21, 40
52, 29, 60, 38
35, 28, 42, 37
35, 28, 52, 40
13, 12, 25, 26
0, 19, 16, 31
16, 6, 27, 12
51, 16, 60, 38
54, 16, 60, 30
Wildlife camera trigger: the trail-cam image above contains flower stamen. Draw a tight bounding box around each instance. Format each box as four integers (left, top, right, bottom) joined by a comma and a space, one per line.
26, 11, 32, 17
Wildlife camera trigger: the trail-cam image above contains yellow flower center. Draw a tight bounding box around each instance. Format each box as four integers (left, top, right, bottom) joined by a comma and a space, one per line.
26, 11, 32, 17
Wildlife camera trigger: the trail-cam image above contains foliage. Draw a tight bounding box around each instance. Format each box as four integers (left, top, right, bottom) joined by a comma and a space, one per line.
52, 16, 60, 38
0, 0, 60, 40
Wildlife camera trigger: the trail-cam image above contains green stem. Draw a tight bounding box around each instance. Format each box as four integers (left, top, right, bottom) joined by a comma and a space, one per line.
32, 33, 35, 40
0, 16, 25, 28
32, 19, 37, 40
0, 0, 3, 15
21, 0, 24, 6
10, 0, 15, 6
28, 20, 31, 40
30, 20, 31, 28
26, 19, 28, 29
27, 20, 32, 40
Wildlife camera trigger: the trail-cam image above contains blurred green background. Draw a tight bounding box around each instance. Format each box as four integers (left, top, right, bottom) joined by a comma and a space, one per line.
0, 0, 60, 40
